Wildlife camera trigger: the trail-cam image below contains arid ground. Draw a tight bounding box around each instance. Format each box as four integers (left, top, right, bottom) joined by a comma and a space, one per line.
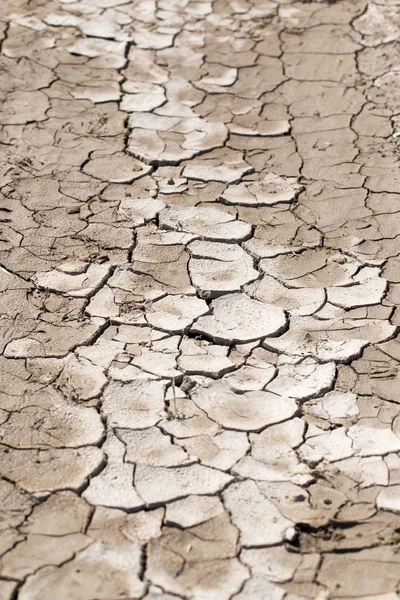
1, 0, 400, 598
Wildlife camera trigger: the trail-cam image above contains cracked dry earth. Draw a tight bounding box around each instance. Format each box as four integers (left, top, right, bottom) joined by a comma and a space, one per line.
3, 1, 400, 599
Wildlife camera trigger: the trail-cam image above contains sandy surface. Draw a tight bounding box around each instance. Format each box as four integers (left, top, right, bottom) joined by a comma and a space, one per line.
1, 0, 400, 598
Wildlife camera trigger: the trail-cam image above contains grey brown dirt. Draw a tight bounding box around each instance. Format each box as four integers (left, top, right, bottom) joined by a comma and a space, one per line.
1, 0, 400, 598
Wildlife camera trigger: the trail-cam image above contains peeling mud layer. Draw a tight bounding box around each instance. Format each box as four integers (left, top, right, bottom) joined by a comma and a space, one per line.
2, 0, 400, 598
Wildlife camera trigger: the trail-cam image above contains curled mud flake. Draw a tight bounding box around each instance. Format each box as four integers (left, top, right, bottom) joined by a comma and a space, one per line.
129, 232, 196, 296
177, 430, 249, 471
377, 486, 400, 513
266, 359, 336, 401
244, 221, 322, 260
234, 418, 312, 486
83, 152, 152, 183
0, 445, 104, 494
121, 83, 166, 113
220, 173, 302, 207
32, 263, 111, 297
260, 249, 361, 289
264, 315, 396, 363
222, 347, 276, 392
299, 427, 354, 464
192, 292, 287, 344
246, 275, 325, 316
304, 390, 359, 426
188, 240, 259, 298
190, 378, 297, 432
78, 11, 123, 40
182, 162, 253, 184
145, 516, 249, 599
335, 456, 388, 491
327, 267, 387, 309
159, 204, 252, 241
160, 387, 220, 439
82, 434, 144, 510
145, 294, 209, 333
134, 463, 233, 505
127, 112, 228, 165
66, 38, 127, 67
178, 337, 235, 377
102, 380, 167, 429
223, 480, 294, 546
118, 198, 165, 227
348, 421, 400, 457
165, 495, 225, 528
132, 30, 175, 50
229, 119, 290, 138
264, 330, 365, 363
131, 353, 180, 380
118, 427, 189, 468
198, 64, 238, 91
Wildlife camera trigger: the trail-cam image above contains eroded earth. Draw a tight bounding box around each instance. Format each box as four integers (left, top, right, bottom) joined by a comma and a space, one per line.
1, 0, 400, 598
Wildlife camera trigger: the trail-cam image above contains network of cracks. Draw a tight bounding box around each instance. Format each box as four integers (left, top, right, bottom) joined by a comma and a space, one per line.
1, 0, 400, 598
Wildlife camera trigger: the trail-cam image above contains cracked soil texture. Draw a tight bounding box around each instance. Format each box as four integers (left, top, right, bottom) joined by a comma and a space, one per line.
1, 0, 400, 598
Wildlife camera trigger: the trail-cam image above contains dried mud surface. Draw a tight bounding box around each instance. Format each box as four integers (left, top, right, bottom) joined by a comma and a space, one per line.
1, 0, 400, 598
